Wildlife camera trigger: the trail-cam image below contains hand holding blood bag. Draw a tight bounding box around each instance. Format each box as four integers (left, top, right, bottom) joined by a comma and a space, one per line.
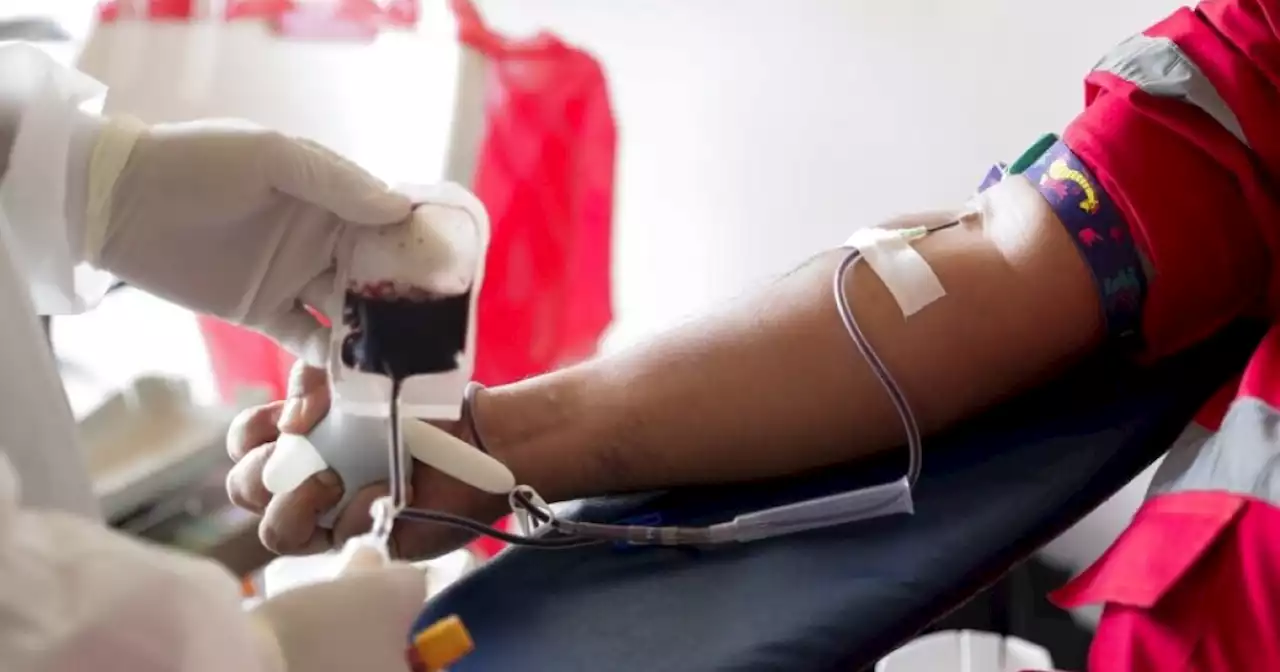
264, 183, 497, 531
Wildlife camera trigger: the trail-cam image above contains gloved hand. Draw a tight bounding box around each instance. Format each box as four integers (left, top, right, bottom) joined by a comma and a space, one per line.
0, 446, 427, 672
225, 360, 507, 558
250, 536, 429, 672
83, 117, 415, 365
0, 453, 283, 672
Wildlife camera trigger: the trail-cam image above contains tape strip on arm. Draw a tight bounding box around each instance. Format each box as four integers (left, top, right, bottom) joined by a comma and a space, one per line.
843, 227, 946, 317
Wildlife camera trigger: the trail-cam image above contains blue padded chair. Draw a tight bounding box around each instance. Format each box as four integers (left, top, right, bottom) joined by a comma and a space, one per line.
414, 323, 1261, 672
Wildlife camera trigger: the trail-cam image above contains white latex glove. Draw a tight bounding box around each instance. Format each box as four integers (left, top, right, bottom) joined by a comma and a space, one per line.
0, 451, 426, 672
83, 118, 416, 366
250, 536, 430, 672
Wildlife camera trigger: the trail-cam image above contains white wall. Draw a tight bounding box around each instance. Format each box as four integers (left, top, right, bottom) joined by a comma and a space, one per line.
474, 0, 1184, 347
74, 2, 464, 185
472, 0, 1187, 626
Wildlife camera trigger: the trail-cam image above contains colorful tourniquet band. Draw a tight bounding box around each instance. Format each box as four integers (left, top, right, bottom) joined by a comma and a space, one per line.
976, 137, 1147, 344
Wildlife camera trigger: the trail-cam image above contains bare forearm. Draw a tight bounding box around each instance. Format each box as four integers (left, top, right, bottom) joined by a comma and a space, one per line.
477, 178, 1103, 502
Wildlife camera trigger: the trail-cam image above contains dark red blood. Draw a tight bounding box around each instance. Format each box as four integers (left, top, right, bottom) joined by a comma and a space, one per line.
341, 292, 470, 378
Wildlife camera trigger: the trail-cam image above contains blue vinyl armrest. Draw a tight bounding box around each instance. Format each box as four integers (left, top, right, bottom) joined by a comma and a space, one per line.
415, 323, 1261, 672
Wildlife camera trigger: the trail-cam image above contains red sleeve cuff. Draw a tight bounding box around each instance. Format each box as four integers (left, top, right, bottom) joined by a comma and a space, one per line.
1063, 72, 1273, 358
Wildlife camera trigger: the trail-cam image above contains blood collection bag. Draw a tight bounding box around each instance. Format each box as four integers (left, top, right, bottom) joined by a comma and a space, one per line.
89, 0, 618, 560
329, 182, 489, 421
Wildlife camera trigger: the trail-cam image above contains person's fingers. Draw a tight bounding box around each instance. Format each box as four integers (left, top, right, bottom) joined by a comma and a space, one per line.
279, 362, 332, 435
258, 306, 330, 369
226, 441, 277, 513
330, 482, 394, 549
226, 401, 284, 462
299, 269, 341, 327
253, 269, 341, 365
258, 471, 344, 554
264, 134, 413, 225
226, 401, 286, 513
392, 515, 479, 561
284, 359, 330, 402
332, 470, 486, 561
250, 361, 339, 554
261, 434, 331, 496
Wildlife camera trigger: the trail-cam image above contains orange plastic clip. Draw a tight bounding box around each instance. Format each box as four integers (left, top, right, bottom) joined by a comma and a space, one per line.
408, 615, 474, 672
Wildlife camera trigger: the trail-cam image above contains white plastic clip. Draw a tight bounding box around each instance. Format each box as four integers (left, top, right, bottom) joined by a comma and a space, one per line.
510, 485, 554, 536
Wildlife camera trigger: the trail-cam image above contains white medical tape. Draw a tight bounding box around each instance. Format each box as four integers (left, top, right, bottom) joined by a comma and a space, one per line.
262, 433, 330, 496
843, 227, 946, 317
84, 115, 146, 265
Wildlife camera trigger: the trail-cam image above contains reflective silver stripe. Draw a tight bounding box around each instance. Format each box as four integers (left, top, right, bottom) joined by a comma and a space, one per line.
1148, 421, 1215, 496
1149, 397, 1280, 504
1095, 34, 1249, 147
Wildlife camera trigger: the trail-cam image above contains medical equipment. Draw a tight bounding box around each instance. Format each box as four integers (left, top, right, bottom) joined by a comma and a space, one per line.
845, 226, 946, 318
264, 199, 959, 550
409, 615, 474, 672
260, 117, 989, 550
482, 220, 957, 546
267, 127, 1127, 553
263, 182, 517, 531
412, 323, 1261, 672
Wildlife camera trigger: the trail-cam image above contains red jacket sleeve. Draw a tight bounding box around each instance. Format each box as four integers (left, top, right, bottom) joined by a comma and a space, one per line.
1062, 0, 1280, 358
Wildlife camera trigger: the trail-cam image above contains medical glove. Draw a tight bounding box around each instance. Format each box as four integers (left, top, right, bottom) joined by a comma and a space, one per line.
0, 454, 283, 672
250, 535, 430, 672
0, 450, 428, 672
80, 118, 416, 366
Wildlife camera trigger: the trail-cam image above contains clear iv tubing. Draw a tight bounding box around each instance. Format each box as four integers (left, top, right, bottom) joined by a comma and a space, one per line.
380, 221, 959, 550
383, 371, 606, 550
835, 234, 921, 487
829, 217, 962, 487
388, 376, 409, 511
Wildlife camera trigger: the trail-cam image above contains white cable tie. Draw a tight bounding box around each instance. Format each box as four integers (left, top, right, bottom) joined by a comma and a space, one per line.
511, 494, 534, 536
511, 485, 551, 536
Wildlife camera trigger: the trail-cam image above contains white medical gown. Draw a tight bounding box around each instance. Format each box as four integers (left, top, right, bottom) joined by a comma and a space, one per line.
0, 44, 281, 672
0, 44, 434, 672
